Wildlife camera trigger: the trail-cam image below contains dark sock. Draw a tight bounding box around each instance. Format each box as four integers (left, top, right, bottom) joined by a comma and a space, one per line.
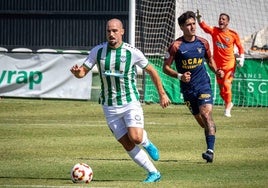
206, 135, 215, 152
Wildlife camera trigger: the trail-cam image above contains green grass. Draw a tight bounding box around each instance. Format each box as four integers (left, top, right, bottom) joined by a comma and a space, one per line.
0, 98, 267, 188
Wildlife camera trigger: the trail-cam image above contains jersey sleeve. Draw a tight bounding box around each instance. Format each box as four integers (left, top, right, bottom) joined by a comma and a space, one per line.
167, 39, 181, 57
202, 38, 212, 59
83, 45, 100, 69
133, 48, 149, 69
168, 42, 177, 57
233, 31, 244, 55
199, 21, 214, 35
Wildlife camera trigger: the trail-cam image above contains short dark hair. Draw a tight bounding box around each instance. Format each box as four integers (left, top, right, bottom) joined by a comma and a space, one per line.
178, 11, 196, 26
219, 13, 230, 21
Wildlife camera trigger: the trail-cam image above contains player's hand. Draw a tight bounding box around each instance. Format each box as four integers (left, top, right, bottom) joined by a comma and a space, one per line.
237, 59, 244, 68
70, 64, 80, 74
196, 9, 202, 22
159, 93, 171, 109
216, 69, 224, 78
70, 64, 84, 78
182, 71, 191, 83
237, 54, 245, 68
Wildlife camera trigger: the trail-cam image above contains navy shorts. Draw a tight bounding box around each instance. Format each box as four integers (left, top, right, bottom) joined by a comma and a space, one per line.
183, 87, 213, 115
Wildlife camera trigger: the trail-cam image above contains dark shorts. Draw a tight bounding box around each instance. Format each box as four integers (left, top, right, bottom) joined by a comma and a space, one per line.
183, 87, 213, 115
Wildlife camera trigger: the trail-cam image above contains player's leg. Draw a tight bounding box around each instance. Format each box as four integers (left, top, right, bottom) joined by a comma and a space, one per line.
183, 92, 214, 162
184, 94, 205, 128
194, 114, 206, 128
104, 102, 161, 183
123, 102, 161, 182
216, 75, 225, 100
224, 70, 234, 117
118, 133, 157, 171
218, 70, 234, 117
106, 117, 160, 182
197, 90, 216, 163
199, 104, 216, 163
118, 133, 161, 183
123, 102, 159, 161
198, 104, 216, 163
127, 127, 159, 161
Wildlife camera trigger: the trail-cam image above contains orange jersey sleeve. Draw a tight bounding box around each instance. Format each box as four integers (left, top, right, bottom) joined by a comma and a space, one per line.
199, 21, 244, 70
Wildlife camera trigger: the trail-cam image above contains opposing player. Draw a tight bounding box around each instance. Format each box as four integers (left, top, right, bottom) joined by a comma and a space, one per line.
163, 11, 223, 163
70, 18, 170, 182
197, 10, 245, 117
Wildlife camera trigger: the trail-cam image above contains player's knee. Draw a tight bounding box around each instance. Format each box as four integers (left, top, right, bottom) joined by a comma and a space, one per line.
118, 134, 136, 151
201, 114, 214, 127
131, 136, 143, 145
128, 133, 143, 145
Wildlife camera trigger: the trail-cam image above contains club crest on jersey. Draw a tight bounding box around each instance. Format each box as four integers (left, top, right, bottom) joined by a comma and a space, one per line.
225, 37, 230, 42
197, 47, 202, 54
164, 52, 170, 59
120, 56, 126, 63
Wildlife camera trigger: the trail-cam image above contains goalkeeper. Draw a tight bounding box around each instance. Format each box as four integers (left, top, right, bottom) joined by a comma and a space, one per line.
196, 10, 245, 117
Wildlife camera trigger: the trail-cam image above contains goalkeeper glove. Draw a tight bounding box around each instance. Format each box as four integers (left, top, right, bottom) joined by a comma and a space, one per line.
237, 54, 245, 68
196, 9, 202, 23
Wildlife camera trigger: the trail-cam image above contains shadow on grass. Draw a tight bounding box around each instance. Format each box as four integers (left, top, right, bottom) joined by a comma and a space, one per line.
78, 157, 179, 163
0, 176, 138, 183
0, 176, 69, 181
78, 157, 209, 164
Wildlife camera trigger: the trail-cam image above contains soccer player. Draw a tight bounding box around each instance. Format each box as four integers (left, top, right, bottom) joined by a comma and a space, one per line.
70, 18, 170, 182
196, 10, 245, 117
163, 11, 223, 163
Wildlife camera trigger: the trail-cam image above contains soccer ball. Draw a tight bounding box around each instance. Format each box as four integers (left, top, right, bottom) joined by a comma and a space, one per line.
71, 163, 93, 183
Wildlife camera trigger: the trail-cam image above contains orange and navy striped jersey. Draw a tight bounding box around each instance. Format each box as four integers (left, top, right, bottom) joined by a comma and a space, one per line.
199, 21, 244, 70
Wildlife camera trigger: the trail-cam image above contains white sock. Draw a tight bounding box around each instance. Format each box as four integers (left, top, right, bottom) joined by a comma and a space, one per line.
127, 145, 157, 173
140, 130, 150, 147
207, 149, 214, 153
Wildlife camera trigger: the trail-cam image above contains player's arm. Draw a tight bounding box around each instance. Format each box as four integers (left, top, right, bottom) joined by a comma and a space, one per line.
144, 64, 170, 108
163, 51, 191, 82
206, 56, 224, 78
196, 10, 214, 34
202, 38, 224, 78
70, 64, 90, 78
163, 53, 178, 79
235, 33, 245, 68
71, 46, 98, 77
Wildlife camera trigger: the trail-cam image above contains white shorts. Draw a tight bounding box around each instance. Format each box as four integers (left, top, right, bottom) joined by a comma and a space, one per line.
102, 101, 144, 140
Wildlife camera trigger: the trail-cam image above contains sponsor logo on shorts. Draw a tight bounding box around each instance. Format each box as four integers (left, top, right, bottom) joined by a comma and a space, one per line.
198, 94, 211, 99
135, 115, 141, 121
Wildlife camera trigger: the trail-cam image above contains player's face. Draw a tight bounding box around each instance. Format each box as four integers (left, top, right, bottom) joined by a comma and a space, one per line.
218, 15, 229, 30
106, 20, 124, 49
181, 17, 196, 39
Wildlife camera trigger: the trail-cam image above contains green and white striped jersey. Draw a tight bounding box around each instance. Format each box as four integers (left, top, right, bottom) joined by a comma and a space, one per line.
83, 42, 149, 106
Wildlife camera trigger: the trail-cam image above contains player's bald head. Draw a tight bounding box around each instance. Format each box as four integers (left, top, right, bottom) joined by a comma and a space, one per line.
106, 18, 125, 48
106, 18, 124, 29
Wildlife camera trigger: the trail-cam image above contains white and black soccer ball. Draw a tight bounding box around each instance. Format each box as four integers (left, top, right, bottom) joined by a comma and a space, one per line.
71, 163, 93, 183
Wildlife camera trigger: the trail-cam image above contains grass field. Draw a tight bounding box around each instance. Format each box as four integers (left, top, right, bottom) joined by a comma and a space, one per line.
0, 98, 267, 188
